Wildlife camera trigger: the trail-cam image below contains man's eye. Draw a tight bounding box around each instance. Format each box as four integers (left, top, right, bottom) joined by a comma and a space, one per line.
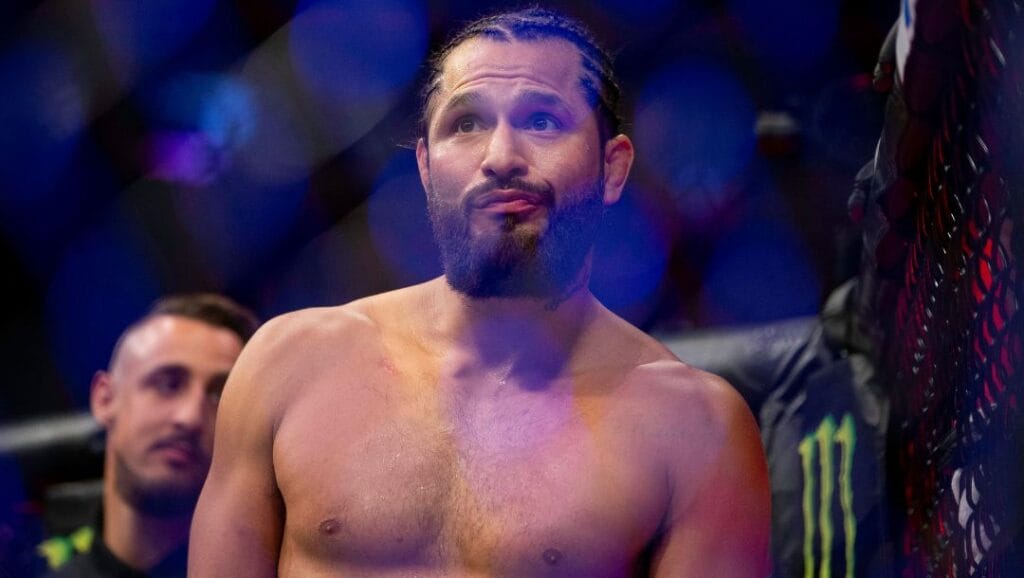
146, 368, 189, 395
454, 117, 480, 133
526, 114, 559, 132
207, 377, 228, 405
151, 375, 183, 395
207, 389, 223, 405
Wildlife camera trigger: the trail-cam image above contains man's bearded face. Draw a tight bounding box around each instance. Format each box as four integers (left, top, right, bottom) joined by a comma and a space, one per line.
426, 172, 604, 300
417, 37, 619, 301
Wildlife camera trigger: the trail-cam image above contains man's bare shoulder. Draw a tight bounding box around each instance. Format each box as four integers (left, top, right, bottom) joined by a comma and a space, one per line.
590, 305, 744, 415
624, 353, 763, 485
588, 311, 757, 462
268, 302, 376, 340
628, 357, 748, 426
245, 283, 432, 360
237, 283, 436, 384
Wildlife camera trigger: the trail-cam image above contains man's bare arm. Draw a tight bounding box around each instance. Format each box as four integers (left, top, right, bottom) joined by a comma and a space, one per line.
652, 374, 771, 578
189, 321, 286, 577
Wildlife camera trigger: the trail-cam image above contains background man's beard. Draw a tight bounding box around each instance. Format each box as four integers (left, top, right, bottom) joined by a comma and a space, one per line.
427, 179, 605, 301
113, 453, 205, 518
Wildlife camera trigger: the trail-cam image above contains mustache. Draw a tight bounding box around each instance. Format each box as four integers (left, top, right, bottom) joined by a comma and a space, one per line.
150, 433, 208, 461
464, 177, 554, 208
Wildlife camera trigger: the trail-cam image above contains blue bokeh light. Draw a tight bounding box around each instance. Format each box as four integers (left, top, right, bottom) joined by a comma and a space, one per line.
45, 207, 164, 405
0, 138, 119, 283
170, 173, 308, 286
596, 0, 679, 25
289, 0, 427, 104
142, 73, 256, 148
199, 76, 257, 150
229, 61, 316, 187
699, 219, 820, 325
728, 0, 840, 74
366, 150, 441, 285
90, 0, 217, 82
0, 39, 86, 203
266, 223, 386, 317
140, 73, 258, 185
634, 59, 756, 220
591, 189, 670, 316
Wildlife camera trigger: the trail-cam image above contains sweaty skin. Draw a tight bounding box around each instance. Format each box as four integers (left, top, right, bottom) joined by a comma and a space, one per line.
189, 38, 769, 578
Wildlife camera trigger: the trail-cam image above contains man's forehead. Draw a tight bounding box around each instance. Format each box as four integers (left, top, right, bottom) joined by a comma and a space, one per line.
438, 37, 585, 98
113, 315, 239, 373
122, 316, 193, 354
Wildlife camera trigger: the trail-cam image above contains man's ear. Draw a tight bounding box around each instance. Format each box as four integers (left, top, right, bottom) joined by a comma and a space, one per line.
601, 134, 634, 206
416, 138, 430, 193
90, 371, 116, 428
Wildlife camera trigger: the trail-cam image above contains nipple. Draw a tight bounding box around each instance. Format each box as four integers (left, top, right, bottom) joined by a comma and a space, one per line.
318, 518, 341, 535
542, 548, 563, 566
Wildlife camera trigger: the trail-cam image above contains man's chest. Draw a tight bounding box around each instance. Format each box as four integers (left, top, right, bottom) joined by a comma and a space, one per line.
272, 379, 668, 575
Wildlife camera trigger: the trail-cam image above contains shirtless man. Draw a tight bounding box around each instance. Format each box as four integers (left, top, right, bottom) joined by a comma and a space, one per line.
189, 8, 770, 577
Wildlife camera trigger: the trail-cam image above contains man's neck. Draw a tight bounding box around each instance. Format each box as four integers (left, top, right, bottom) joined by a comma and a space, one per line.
102, 478, 192, 572
426, 276, 597, 386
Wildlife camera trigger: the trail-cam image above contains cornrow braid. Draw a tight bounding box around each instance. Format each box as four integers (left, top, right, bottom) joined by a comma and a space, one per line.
420, 7, 622, 142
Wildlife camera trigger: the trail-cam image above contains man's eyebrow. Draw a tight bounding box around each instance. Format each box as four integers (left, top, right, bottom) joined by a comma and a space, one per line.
516, 89, 570, 111
437, 89, 572, 117
437, 91, 486, 117
145, 364, 189, 379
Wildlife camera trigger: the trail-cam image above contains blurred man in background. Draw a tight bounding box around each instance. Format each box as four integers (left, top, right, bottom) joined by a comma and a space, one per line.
39, 294, 258, 577
190, 8, 769, 577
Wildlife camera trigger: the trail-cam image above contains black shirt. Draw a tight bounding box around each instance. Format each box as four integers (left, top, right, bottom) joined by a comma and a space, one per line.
44, 529, 188, 578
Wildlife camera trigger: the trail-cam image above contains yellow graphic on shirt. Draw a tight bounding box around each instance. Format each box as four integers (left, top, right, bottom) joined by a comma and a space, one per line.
798, 413, 857, 578
37, 525, 94, 569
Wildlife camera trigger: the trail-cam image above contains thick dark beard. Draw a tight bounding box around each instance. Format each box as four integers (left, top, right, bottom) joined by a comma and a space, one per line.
427, 175, 605, 302
113, 453, 204, 518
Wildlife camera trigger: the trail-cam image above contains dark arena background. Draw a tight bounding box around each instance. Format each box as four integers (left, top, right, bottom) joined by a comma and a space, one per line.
0, 0, 1021, 576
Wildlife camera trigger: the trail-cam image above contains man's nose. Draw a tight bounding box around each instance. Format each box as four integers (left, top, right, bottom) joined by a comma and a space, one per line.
171, 384, 208, 431
481, 122, 527, 180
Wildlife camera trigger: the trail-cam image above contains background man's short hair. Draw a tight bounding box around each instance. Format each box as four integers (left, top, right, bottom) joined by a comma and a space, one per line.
420, 7, 623, 142
107, 294, 259, 370
147, 293, 259, 344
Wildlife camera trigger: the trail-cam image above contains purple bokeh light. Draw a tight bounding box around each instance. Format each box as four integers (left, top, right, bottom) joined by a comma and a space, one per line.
144, 131, 220, 187
140, 73, 258, 186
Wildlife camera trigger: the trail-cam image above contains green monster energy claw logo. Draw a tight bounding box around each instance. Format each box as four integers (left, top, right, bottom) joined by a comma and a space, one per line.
798, 413, 857, 578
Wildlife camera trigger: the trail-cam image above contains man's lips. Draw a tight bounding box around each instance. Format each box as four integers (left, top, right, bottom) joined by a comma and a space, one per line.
151, 439, 204, 466
470, 190, 548, 214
